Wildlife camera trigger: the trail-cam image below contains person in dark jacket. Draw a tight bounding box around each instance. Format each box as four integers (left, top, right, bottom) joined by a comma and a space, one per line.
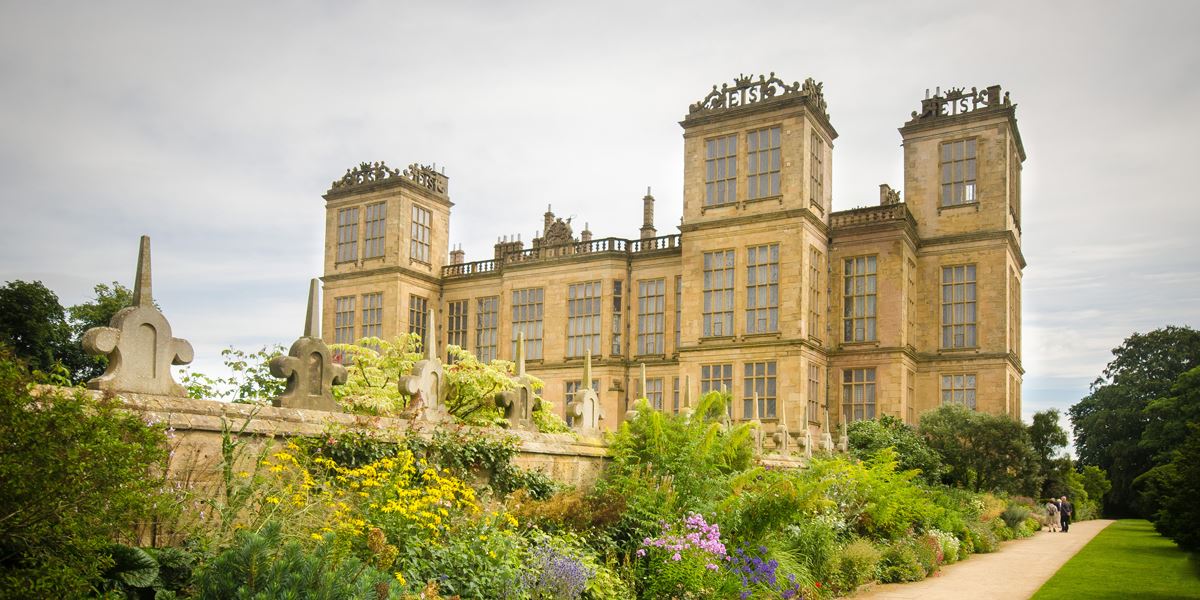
1059, 496, 1073, 532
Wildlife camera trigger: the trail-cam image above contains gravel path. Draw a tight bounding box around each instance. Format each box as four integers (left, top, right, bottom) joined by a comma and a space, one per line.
851, 519, 1116, 600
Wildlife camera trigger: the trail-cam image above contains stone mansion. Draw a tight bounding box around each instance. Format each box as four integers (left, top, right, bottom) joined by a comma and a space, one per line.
319, 74, 1026, 441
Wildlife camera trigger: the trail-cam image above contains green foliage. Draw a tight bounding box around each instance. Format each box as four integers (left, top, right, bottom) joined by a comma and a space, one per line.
807, 448, 946, 541
407, 428, 559, 499
1001, 504, 1031, 530
0, 351, 174, 597
194, 523, 396, 598
1080, 465, 1112, 505
179, 345, 286, 402
97, 544, 159, 594
847, 415, 944, 483
1029, 409, 1074, 498
830, 538, 880, 593
1069, 326, 1200, 514
1136, 422, 1200, 550
781, 519, 838, 585
444, 344, 524, 426
64, 281, 137, 383
0, 279, 73, 374
920, 404, 1042, 496
878, 540, 925, 583
966, 520, 998, 554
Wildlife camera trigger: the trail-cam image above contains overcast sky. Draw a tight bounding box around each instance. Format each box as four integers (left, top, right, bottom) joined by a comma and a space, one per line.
2, 1, 1197, 436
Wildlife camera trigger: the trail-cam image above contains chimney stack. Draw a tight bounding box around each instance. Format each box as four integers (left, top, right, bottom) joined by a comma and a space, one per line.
639, 187, 657, 240
450, 244, 465, 265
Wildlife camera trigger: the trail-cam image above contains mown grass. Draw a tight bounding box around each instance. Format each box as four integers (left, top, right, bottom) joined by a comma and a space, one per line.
1032, 519, 1200, 599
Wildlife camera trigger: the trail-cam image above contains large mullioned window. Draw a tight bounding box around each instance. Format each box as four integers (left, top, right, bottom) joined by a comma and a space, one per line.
941, 373, 977, 409
701, 363, 733, 397
361, 293, 383, 339
512, 287, 544, 359
336, 207, 359, 263
808, 363, 822, 424
636, 279, 665, 355
843, 256, 877, 342
842, 367, 876, 423
745, 244, 779, 333
363, 202, 386, 258
475, 297, 498, 363
567, 281, 602, 358
747, 126, 781, 200
703, 250, 735, 337
743, 361, 777, 419
809, 246, 823, 339
408, 295, 428, 347
333, 296, 356, 362
810, 132, 825, 211
410, 205, 432, 263
940, 139, 977, 207
447, 300, 467, 361
705, 135, 737, 207
941, 265, 977, 348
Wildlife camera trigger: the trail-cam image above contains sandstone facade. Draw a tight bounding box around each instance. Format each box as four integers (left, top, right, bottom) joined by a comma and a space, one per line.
320, 78, 1026, 446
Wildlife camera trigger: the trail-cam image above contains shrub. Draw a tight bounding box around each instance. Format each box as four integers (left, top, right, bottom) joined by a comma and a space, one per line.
848, 415, 945, 483
782, 518, 839, 584
991, 516, 1015, 541
635, 513, 732, 598
1000, 504, 1031, 530
967, 521, 998, 553
929, 529, 960, 566
830, 538, 880, 593
878, 540, 925, 583
194, 523, 394, 598
0, 351, 174, 597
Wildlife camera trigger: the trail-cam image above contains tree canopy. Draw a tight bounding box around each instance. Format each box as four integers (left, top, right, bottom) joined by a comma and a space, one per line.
1069, 326, 1200, 514
919, 405, 1041, 496
0, 280, 72, 373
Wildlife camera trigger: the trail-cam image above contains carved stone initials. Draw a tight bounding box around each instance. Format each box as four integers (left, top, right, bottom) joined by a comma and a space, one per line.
83, 236, 193, 397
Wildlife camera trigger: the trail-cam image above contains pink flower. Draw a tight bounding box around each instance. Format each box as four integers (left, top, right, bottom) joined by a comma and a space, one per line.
671, 553, 682, 561
636, 549, 646, 557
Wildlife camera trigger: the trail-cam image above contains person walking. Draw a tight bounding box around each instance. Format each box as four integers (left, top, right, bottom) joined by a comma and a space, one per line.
1045, 499, 1059, 533
1059, 495, 1073, 532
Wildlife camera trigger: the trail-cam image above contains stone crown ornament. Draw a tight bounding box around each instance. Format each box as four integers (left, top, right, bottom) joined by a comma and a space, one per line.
689, 73, 829, 121
269, 279, 348, 411
83, 236, 194, 396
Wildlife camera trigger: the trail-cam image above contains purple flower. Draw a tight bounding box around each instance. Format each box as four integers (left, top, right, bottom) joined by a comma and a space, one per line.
636, 549, 646, 557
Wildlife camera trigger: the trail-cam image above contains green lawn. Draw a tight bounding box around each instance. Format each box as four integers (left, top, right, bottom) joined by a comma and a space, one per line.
1032, 519, 1200, 599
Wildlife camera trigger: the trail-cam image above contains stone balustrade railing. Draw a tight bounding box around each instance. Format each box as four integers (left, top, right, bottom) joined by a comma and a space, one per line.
829, 203, 917, 230
443, 233, 682, 279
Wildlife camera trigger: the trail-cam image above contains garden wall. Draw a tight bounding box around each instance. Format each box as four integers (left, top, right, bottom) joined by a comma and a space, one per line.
90, 390, 611, 490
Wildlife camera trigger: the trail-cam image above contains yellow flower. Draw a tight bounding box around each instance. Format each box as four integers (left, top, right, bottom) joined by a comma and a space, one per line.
266, 496, 280, 505
479, 534, 488, 541
237, 471, 250, 478
394, 572, 406, 586
310, 533, 322, 541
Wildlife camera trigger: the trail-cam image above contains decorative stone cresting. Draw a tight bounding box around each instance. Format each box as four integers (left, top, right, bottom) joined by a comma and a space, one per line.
268, 279, 347, 411
400, 309, 451, 422
689, 73, 829, 121
496, 332, 539, 430
83, 236, 194, 396
567, 349, 603, 434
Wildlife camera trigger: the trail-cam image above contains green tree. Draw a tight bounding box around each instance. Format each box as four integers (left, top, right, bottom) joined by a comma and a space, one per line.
0, 350, 174, 596
1069, 326, 1200, 514
919, 405, 1041, 495
63, 282, 136, 383
178, 345, 286, 402
0, 280, 71, 373
1029, 409, 1072, 498
847, 415, 944, 483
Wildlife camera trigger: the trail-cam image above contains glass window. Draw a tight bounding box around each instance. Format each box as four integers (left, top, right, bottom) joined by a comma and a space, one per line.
408, 295, 428, 349
639, 377, 664, 411
941, 374, 977, 410
810, 132, 825, 212
363, 202, 386, 258
701, 363, 733, 417
743, 361, 777, 419
703, 250, 735, 337
512, 287, 544, 360
361, 292, 383, 340
843, 256, 877, 342
808, 363, 822, 424
746, 244, 779, 333
842, 367, 877, 423
333, 295, 356, 362
475, 296, 498, 363
673, 275, 682, 351
637, 279, 666, 355
747, 126, 782, 200
809, 246, 823, 339
940, 139, 978, 206
704, 134, 737, 206
941, 265, 978, 348
567, 281, 602, 357
611, 280, 623, 356
336, 207, 359, 263
447, 300, 468, 362
410, 204, 432, 263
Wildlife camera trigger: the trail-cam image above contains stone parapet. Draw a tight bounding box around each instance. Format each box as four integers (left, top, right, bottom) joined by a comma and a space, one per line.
442, 234, 682, 280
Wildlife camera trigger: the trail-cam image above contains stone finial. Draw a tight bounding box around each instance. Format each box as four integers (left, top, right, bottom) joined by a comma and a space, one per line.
821, 431, 835, 452
83, 236, 194, 396
270, 279, 348, 411
837, 421, 849, 453
400, 308, 450, 422
567, 348, 603, 433
495, 331, 538, 430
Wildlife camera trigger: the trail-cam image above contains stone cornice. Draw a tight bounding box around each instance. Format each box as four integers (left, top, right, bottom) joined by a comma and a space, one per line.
322, 264, 442, 287
680, 207, 830, 236
919, 230, 1026, 268
323, 170, 454, 209
677, 335, 826, 354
